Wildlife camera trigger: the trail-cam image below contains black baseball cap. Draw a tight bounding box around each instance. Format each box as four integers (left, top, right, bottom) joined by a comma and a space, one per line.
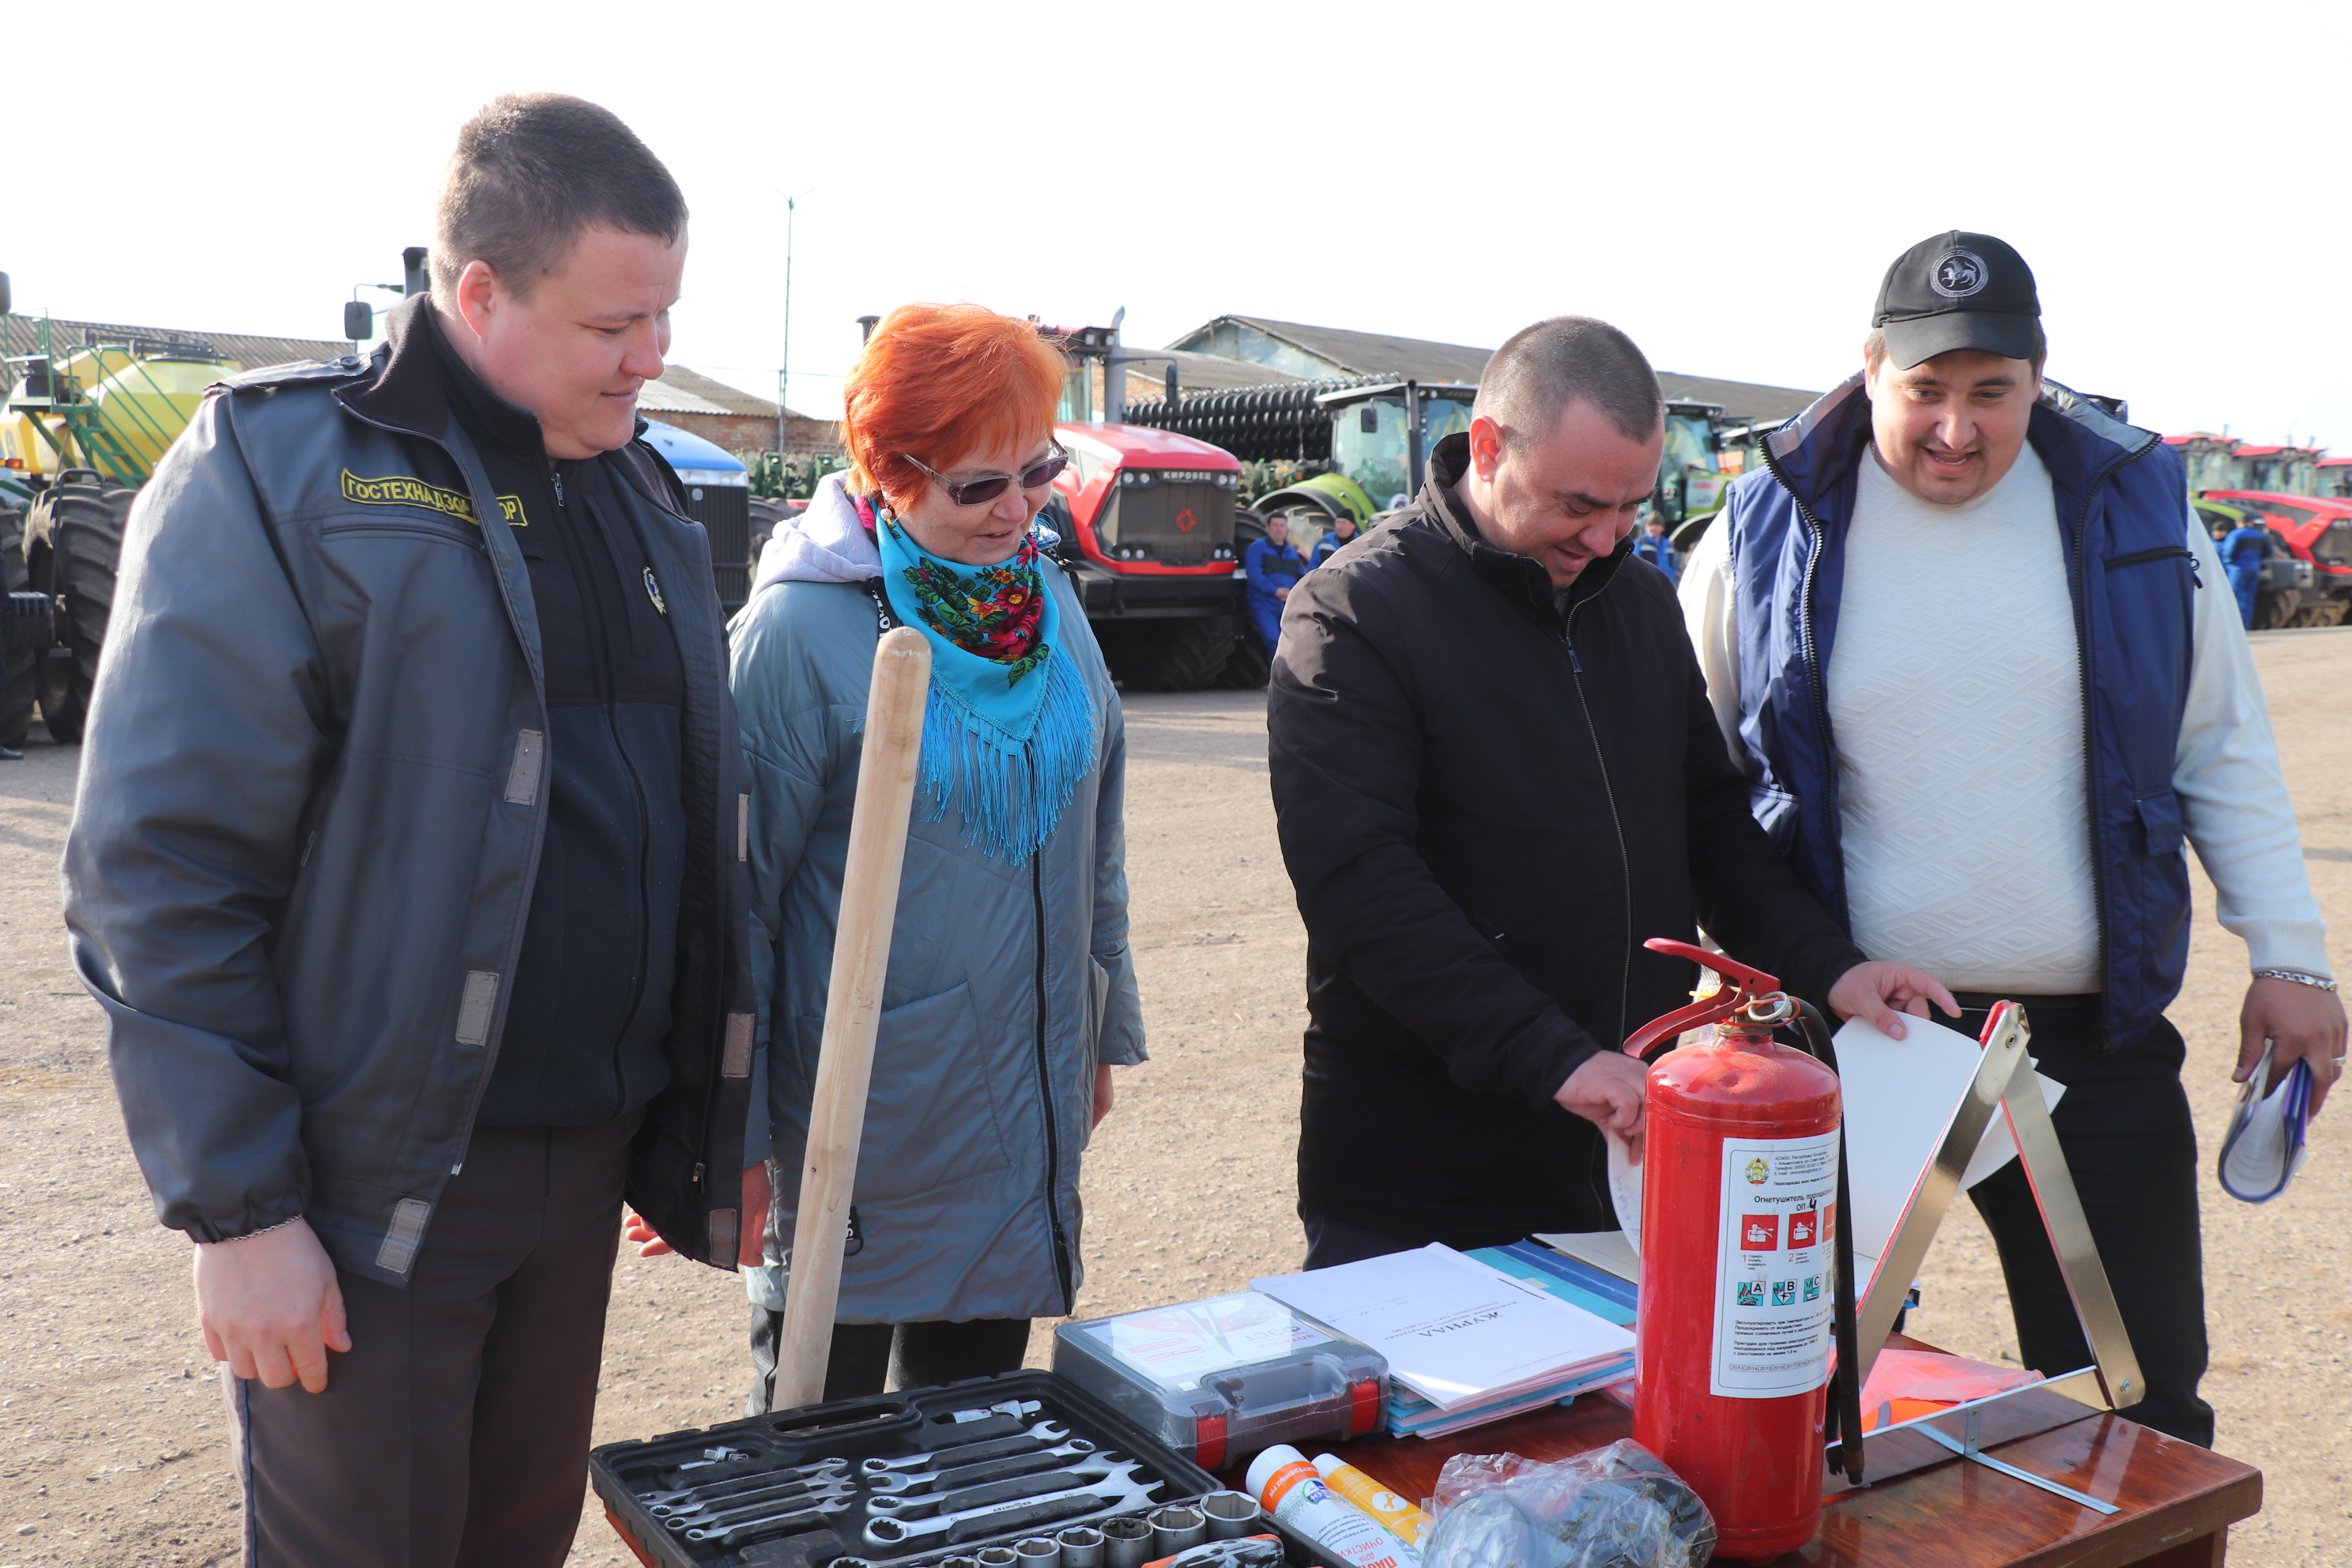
1872, 231, 2041, 369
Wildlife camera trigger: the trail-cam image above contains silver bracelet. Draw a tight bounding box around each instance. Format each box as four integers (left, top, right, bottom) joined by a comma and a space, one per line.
2252, 968, 2339, 993
205, 1215, 303, 1246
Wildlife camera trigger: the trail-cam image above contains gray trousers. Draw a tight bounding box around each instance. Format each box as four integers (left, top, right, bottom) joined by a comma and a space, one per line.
229, 1115, 636, 1566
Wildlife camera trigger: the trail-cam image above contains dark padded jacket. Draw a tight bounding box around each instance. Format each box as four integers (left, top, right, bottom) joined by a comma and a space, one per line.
1267, 433, 1868, 1246
61, 313, 754, 1285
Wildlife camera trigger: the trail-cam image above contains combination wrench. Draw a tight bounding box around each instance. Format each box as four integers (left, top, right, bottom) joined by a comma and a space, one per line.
671, 1487, 860, 1540
650, 1474, 856, 1523
863, 1462, 1163, 1550
639, 1457, 854, 1512
868, 1459, 1122, 1520
863, 1420, 1072, 1476
867, 1441, 1102, 1500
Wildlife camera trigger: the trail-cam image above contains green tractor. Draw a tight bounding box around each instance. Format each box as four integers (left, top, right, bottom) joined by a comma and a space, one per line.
2, 275, 230, 747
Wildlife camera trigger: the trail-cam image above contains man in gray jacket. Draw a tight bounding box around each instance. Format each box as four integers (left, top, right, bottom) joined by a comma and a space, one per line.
63, 95, 754, 1565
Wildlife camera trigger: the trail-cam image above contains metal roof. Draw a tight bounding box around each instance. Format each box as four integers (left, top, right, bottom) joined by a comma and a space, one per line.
1167, 313, 1820, 424
1171, 314, 1492, 384
1114, 345, 1306, 394
1653, 372, 1819, 424
1, 314, 348, 372
2, 318, 812, 424
647, 364, 805, 420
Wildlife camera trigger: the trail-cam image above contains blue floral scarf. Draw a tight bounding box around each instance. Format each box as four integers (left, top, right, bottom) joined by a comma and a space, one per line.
874, 508, 1097, 864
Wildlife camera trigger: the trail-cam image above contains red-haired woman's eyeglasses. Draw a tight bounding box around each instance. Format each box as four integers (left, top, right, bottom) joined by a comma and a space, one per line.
901, 444, 1069, 507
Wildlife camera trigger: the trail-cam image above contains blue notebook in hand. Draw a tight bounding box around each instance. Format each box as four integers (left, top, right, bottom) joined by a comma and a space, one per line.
2218, 1040, 2313, 1204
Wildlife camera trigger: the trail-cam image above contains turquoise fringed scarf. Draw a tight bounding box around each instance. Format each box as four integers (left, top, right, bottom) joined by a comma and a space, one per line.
875, 511, 1098, 864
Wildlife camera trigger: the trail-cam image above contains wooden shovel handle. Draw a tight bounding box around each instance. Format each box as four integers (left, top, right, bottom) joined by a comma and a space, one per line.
771, 626, 930, 1409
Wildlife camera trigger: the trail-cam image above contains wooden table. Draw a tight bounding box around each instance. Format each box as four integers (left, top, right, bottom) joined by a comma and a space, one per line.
1242, 1351, 2261, 1568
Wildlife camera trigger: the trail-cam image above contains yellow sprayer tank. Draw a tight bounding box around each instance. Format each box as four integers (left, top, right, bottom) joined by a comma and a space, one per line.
1, 356, 83, 474
79, 350, 235, 473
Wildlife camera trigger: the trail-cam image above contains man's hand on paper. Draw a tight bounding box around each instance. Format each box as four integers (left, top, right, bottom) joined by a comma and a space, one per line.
1557, 1052, 1646, 1163
193, 1216, 350, 1393
2237, 976, 2346, 1116
1828, 960, 1960, 1041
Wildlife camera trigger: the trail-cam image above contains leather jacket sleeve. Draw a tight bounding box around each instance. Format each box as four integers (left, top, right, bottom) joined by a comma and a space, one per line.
62, 398, 328, 1243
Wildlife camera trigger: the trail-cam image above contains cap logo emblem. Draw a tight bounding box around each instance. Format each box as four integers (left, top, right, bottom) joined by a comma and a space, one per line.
1930, 249, 1988, 300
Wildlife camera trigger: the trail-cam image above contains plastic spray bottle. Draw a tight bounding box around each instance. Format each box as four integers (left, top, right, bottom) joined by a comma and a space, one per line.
1311, 1454, 1434, 1545
1245, 1445, 1420, 1568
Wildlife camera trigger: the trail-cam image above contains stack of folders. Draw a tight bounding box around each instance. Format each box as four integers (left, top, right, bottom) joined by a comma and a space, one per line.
1252, 1243, 1636, 1438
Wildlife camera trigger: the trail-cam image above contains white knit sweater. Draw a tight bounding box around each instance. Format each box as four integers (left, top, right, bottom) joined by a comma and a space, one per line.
1681, 445, 2331, 990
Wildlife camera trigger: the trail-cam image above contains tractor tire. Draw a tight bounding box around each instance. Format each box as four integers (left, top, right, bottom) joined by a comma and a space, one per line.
1094, 616, 1238, 692
1216, 628, 1269, 689
1, 515, 33, 751
2252, 590, 2292, 631
24, 477, 134, 745
748, 496, 793, 578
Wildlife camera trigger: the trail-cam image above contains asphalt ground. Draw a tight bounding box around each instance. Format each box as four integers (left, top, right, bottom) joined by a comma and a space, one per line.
0, 629, 2343, 1565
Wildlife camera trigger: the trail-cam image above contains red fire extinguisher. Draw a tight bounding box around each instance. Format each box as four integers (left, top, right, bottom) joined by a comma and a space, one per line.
1623, 939, 1848, 1563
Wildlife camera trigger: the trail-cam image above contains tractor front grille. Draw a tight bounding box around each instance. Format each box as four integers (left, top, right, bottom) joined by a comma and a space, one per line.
680, 483, 752, 611
1101, 481, 1231, 566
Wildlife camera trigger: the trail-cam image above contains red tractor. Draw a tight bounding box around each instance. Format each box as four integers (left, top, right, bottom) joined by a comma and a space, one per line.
2200, 490, 2352, 627
1044, 420, 1259, 691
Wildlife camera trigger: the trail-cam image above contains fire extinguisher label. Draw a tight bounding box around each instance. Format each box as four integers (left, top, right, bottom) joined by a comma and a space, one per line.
1712, 1130, 1840, 1398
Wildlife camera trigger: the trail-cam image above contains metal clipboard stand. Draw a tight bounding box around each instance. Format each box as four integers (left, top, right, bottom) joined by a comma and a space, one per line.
1840, 1001, 2141, 1513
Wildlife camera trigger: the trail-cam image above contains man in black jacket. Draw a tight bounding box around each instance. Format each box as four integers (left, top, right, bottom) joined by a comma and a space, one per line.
64, 96, 755, 1565
1268, 316, 1951, 1264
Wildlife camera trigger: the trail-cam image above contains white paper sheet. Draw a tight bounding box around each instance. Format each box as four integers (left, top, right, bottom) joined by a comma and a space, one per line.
1834, 1014, 2063, 1293
1251, 1243, 1633, 1410
1528, 1017, 2061, 1295
1532, 1229, 1642, 1283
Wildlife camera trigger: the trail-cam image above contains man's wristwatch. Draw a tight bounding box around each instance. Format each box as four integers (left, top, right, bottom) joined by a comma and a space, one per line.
2252, 967, 2339, 993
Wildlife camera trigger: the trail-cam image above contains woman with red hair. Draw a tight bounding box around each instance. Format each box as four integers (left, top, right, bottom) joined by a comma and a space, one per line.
730, 303, 1144, 1403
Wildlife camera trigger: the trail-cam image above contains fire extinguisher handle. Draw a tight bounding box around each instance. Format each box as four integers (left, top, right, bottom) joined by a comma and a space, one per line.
1642, 938, 1780, 995
1621, 994, 1739, 1057
1620, 940, 1786, 1057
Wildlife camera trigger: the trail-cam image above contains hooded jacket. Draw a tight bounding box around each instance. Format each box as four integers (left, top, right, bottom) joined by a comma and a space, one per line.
735, 475, 1145, 1321
1267, 434, 1868, 1245
62, 304, 753, 1283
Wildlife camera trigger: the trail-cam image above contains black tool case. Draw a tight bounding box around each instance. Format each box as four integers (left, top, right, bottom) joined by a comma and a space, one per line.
590, 1370, 1338, 1568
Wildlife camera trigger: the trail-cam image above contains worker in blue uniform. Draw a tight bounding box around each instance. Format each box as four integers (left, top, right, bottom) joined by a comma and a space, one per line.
1245, 513, 1308, 655
2221, 519, 2271, 629
1630, 512, 1677, 580
1309, 511, 1359, 567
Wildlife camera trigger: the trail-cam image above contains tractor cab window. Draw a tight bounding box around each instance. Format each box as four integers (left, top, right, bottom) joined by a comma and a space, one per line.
1331, 398, 1411, 507
1330, 395, 1476, 510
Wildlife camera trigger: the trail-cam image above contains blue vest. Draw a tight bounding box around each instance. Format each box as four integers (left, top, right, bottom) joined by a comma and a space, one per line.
1719, 375, 2198, 1049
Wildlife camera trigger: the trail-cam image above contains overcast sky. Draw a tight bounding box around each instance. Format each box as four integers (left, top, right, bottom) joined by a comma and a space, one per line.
14, 0, 2346, 447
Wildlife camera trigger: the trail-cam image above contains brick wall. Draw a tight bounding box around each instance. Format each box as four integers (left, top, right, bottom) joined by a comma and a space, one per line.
658, 410, 845, 461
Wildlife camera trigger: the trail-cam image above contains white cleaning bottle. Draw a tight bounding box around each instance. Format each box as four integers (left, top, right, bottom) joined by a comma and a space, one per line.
1246, 1444, 1420, 1568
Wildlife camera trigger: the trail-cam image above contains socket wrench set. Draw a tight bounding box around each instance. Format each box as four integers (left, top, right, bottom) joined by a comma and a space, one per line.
591, 1370, 1334, 1568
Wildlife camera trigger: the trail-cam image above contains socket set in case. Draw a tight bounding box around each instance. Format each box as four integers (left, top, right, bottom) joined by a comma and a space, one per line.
591, 1370, 1332, 1568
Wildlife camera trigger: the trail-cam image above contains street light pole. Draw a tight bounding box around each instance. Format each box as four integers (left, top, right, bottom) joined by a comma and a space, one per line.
778, 186, 816, 462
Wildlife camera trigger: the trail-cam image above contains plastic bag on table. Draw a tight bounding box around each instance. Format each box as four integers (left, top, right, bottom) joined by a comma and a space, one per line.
1418, 1441, 1715, 1568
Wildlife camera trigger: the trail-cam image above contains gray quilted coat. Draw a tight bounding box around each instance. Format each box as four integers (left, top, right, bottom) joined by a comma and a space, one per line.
735, 477, 1145, 1322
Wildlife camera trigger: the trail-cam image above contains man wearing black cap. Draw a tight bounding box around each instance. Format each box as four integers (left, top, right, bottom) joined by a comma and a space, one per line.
1680, 232, 2343, 1446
